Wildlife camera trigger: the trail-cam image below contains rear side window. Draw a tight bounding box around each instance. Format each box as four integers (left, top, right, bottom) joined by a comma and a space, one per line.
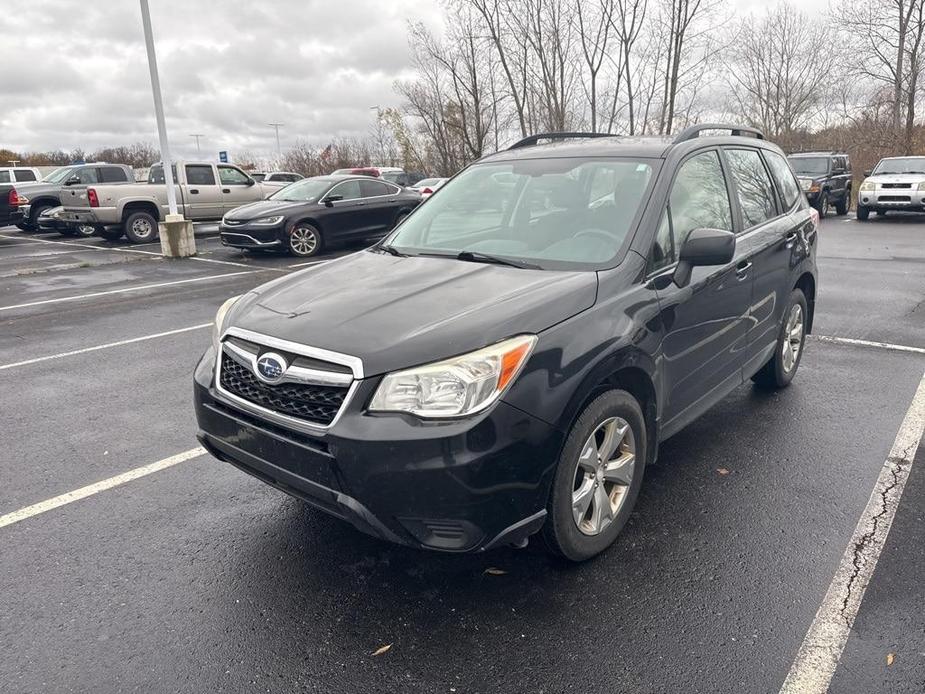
185, 165, 216, 185
763, 151, 801, 211
650, 150, 732, 272
360, 180, 396, 197
0, 171, 10, 183
15, 169, 37, 181
99, 167, 129, 183
725, 149, 778, 228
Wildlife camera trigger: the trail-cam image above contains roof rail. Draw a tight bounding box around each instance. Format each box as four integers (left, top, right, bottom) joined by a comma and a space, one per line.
508, 132, 613, 150
673, 124, 765, 144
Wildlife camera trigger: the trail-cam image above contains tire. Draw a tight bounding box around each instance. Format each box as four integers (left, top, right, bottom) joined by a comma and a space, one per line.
99, 228, 124, 241
27, 204, 53, 230
123, 210, 159, 244
876, 209, 888, 217
73, 223, 97, 239
856, 204, 870, 221
288, 222, 322, 257
752, 289, 808, 390
58, 227, 77, 237
835, 189, 850, 215
813, 193, 829, 219
542, 389, 647, 562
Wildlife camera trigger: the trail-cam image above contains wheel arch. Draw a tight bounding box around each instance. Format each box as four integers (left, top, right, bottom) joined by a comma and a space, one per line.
289, 216, 323, 234
121, 201, 161, 222
795, 272, 816, 333
28, 195, 60, 211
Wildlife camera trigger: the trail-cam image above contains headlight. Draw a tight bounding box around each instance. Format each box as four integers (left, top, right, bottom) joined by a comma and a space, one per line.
917, 182, 925, 191
212, 295, 242, 351
860, 180, 876, 192
251, 216, 284, 226
369, 335, 537, 418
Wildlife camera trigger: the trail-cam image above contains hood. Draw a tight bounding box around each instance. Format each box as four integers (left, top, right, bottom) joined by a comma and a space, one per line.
229, 250, 598, 376
224, 199, 313, 220
865, 173, 925, 185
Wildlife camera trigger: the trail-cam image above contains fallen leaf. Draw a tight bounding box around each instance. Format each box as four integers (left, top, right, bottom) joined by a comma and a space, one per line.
717, 468, 730, 476
372, 643, 392, 657
484, 567, 507, 575
887, 653, 895, 666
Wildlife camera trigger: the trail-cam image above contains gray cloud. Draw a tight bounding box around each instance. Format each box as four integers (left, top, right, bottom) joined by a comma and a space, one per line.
0, 0, 442, 160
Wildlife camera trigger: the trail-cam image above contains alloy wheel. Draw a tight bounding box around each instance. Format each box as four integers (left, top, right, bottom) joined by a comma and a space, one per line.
290, 226, 318, 256
782, 303, 804, 373
571, 417, 636, 536
132, 217, 154, 239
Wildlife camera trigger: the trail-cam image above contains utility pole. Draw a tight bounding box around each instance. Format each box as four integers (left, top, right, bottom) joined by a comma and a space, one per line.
268, 123, 284, 161
7, 160, 20, 167
139, 0, 195, 256
189, 134, 204, 154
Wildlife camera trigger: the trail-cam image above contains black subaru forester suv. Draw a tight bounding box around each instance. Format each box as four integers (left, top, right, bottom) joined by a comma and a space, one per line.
194, 124, 818, 562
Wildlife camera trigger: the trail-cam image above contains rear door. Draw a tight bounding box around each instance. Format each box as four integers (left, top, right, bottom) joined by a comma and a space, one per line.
218, 165, 261, 213
183, 164, 223, 219
649, 149, 753, 435
359, 179, 401, 234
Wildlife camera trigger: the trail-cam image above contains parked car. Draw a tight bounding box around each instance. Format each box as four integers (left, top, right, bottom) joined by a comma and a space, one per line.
856, 155, 925, 221
219, 175, 421, 257
58, 161, 277, 243
0, 184, 25, 227
35, 205, 97, 238
0, 167, 42, 184
412, 177, 448, 199
12, 163, 134, 231
330, 167, 381, 177
264, 171, 303, 183
195, 125, 818, 561
787, 152, 852, 218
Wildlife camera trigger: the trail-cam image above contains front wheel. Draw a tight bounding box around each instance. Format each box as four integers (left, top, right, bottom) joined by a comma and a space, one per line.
123, 211, 159, 244
856, 204, 870, 221
288, 223, 322, 257
813, 193, 829, 219
752, 289, 808, 390
542, 389, 647, 562
72, 224, 97, 238
835, 190, 851, 215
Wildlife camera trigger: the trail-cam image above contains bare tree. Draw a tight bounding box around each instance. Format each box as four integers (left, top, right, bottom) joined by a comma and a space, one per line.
611, 0, 648, 134
576, 0, 616, 131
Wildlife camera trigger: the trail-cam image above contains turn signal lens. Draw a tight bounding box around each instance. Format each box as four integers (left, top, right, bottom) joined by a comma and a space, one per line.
369, 335, 537, 418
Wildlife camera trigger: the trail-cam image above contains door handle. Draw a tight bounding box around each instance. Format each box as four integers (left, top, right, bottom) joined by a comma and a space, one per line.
222, 188, 230, 193
190, 189, 199, 194
784, 231, 798, 247
735, 261, 752, 280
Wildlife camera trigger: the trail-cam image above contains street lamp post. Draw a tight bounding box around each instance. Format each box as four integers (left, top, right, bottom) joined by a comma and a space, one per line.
190, 134, 204, 154
268, 123, 283, 161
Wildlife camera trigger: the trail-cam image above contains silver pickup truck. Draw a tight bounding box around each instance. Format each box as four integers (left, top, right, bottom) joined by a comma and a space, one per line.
59, 161, 283, 243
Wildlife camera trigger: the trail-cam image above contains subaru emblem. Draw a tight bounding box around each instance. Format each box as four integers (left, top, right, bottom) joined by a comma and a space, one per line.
255, 352, 287, 383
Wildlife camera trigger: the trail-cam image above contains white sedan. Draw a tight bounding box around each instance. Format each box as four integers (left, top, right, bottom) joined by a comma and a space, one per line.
412, 178, 448, 199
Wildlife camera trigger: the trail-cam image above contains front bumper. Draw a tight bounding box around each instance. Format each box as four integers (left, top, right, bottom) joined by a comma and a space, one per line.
193, 347, 561, 552
219, 221, 285, 248
858, 189, 925, 209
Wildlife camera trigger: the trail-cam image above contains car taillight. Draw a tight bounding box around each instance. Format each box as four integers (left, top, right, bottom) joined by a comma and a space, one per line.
8, 189, 19, 207
87, 188, 99, 207
421, 187, 433, 194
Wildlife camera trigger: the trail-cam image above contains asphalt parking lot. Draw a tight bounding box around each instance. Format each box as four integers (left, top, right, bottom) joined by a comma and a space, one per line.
1, 216, 923, 693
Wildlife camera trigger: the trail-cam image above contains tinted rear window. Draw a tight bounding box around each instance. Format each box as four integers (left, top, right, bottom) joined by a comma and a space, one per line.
15, 169, 37, 181
100, 167, 129, 183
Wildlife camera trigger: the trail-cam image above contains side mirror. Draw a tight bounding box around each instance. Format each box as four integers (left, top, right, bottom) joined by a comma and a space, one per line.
673, 228, 736, 288
322, 194, 344, 207
864, 169, 872, 177
65, 176, 81, 186
246, 178, 255, 186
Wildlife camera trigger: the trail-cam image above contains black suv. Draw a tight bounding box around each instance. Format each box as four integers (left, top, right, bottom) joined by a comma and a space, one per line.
194, 125, 818, 561
787, 151, 852, 218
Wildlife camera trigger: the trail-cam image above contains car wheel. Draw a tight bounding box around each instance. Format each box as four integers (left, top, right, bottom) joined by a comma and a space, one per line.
814, 193, 828, 219
542, 389, 647, 562
29, 204, 53, 229
752, 289, 808, 390
99, 228, 124, 241
72, 224, 97, 238
835, 189, 850, 215
123, 211, 159, 244
856, 204, 870, 221
288, 223, 322, 257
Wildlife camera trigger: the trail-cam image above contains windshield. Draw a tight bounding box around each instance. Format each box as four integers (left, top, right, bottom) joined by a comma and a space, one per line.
381, 171, 403, 183
250, 172, 266, 182
268, 177, 333, 202
788, 157, 829, 176
44, 166, 78, 183
873, 157, 925, 174
381, 157, 656, 270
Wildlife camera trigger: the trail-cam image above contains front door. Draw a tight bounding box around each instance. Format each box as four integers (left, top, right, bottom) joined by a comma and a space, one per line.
649, 149, 753, 436
218, 165, 262, 214
322, 179, 373, 242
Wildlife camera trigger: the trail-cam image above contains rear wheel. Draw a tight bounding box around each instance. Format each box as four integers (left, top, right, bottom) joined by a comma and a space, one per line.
542, 389, 647, 562
752, 289, 808, 390
856, 204, 870, 221
835, 189, 851, 215
123, 211, 159, 244
288, 223, 322, 257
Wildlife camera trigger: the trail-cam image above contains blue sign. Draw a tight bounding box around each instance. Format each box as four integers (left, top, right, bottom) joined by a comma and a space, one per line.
218, 151, 228, 163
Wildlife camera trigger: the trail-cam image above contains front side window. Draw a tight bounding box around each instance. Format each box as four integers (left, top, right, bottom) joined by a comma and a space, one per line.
76, 167, 99, 184
329, 180, 363, 201
649, 150, 732, 272
218, 166, 251, 185
764, 151, 801, 211
726, 148, 777, 228
185, 165, 216, 185
383, 157, 656, 269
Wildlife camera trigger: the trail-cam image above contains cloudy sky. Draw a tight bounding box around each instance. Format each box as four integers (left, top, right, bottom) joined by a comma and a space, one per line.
2, 0, 760, 160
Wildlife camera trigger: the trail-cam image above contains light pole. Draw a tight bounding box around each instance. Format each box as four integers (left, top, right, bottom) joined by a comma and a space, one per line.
7, 160, 20, 167
268, 123, 284, 161
189, 134, 204, 154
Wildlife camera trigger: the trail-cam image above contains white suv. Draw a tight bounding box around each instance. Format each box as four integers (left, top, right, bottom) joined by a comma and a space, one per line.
857, 156, 925, 220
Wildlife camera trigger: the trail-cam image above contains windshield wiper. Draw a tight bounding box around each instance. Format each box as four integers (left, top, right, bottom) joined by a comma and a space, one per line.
455, 250, 541, 270
377, 244, 408, 257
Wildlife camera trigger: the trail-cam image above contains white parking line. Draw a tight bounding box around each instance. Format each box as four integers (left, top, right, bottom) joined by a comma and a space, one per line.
812, 334, 925, 356
0, 323, 212, 371
780, 371, 925, 693
0, 270, 259, 312
0, 448, 206, 530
